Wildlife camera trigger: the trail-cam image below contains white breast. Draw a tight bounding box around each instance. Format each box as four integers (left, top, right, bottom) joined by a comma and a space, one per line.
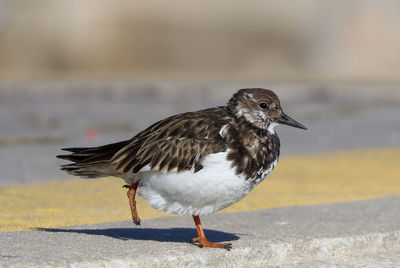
136, 152, 276, 216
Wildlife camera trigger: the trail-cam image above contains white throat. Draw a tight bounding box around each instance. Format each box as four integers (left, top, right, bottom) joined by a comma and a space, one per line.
267, 122, 278, 134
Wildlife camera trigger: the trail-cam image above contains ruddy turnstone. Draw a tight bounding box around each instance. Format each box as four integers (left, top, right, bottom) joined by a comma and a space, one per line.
57, 88, 307, 250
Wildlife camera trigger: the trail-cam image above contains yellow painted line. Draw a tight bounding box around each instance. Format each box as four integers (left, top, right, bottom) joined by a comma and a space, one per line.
1, 148, 400, 233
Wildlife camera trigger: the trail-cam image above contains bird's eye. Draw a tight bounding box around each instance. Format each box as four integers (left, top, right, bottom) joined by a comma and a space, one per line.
258, 102, 268, 109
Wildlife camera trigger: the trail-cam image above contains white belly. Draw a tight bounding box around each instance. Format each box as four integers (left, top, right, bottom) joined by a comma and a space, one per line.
134, 152, 276, 216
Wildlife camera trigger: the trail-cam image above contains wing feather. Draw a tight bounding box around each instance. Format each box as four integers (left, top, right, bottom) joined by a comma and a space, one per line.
110, 107, 230, 174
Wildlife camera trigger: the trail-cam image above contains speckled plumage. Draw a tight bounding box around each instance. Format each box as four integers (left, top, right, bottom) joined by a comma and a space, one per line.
57, 88, 306, 248
58, 89, 284, 184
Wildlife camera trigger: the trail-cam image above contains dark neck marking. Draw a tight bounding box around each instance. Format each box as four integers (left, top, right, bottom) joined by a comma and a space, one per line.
224, 116, 280, 181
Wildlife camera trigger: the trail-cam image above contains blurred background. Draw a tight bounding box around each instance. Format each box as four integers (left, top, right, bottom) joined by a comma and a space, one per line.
1, 0, 400, 80
0, 0, 399, 184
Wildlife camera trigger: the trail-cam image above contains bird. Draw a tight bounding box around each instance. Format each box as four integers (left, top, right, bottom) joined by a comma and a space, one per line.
57, 88, 307, 250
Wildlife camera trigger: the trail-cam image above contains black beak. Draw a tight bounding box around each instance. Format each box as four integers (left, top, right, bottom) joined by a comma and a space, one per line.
277, 112, 307, 130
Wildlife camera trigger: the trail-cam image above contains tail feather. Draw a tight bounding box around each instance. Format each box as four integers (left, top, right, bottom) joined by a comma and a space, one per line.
61, 147, 91, 153
57, 140, 130, 178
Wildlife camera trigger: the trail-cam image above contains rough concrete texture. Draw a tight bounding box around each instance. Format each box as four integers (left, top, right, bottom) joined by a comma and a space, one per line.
1, 197, 399, 267
69, 232, 400, 267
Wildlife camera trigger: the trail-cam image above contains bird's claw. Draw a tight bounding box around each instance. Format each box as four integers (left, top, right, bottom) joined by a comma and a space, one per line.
133, 218, 141, 226
190, 237, 232, 251
224, 243, 232, 251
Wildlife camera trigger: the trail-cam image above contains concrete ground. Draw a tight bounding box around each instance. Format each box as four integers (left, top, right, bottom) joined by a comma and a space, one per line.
0, 81, 399, 267
1, 198, 399, 267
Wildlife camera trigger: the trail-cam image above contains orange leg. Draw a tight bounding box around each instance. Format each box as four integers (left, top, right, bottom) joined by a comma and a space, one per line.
190, 215, 232, 250
123, 182, 140, 225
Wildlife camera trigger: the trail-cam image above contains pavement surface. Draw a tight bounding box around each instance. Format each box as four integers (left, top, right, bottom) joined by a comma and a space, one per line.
0, 81, 400, 267
1, 198, 399, 267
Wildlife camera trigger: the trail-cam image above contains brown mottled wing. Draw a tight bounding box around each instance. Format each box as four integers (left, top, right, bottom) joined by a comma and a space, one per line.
110, 107, 231, 174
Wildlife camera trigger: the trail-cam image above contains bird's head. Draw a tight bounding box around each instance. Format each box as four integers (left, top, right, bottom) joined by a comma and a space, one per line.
228, 88, 307, 133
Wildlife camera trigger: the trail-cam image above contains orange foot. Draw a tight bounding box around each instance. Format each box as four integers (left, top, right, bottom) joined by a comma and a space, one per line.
123, 183, 140, 225
191, 237, 232, 250
191, 215, 232, 251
